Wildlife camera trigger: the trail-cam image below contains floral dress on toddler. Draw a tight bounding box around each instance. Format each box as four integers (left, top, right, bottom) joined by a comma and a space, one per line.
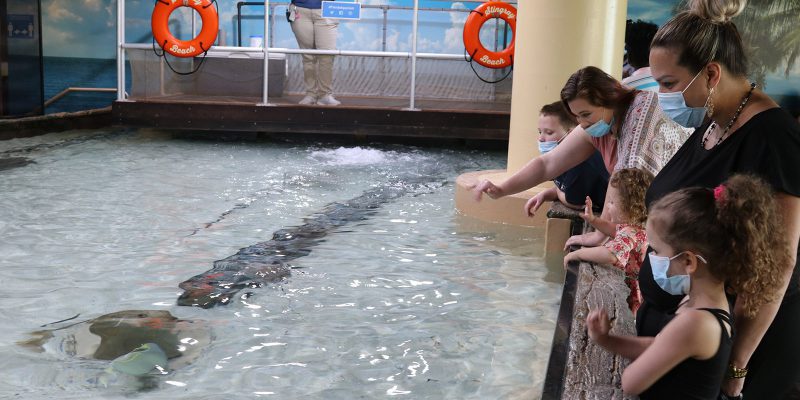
603, 223, 648, 313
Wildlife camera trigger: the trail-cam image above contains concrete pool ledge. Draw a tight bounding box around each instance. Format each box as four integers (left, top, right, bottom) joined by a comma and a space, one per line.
539, 208, 635, 399
454, 169, 551, 227
543, 260, 636, 400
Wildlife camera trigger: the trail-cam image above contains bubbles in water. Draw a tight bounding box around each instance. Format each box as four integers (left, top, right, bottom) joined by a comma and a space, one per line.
309, 147, 390, 166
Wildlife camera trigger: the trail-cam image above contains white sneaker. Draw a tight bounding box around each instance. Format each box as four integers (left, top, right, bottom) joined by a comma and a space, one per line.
316, 95, 340, 106
298, 95, 316, 105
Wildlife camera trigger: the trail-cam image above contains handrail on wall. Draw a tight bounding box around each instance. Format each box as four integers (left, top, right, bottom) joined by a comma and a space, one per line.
45, 87, 117, 108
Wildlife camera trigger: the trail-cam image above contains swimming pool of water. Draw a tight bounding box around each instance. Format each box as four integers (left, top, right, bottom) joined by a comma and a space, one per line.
0, 129, 562, 399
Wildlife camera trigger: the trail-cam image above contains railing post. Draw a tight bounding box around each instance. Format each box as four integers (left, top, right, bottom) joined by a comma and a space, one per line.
406, 0, 419, 111
116, 0, 125, 101
260, 0, 271, 106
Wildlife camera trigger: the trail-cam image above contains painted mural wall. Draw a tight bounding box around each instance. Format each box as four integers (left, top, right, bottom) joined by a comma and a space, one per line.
39, 0, 800, 115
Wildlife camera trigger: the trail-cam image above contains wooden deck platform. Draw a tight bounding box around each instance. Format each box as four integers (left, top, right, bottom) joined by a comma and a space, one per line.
112, 94, 511, 141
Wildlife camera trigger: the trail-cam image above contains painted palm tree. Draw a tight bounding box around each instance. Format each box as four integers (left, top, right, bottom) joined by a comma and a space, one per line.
669, 0, 800, 88
735, 0, 800, 86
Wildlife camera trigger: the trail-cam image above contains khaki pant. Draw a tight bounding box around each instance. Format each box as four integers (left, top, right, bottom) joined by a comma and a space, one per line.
290, 6, 338, 98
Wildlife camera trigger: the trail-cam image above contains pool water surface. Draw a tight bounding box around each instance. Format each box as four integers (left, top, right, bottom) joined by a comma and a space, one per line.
0, 129, 562, 399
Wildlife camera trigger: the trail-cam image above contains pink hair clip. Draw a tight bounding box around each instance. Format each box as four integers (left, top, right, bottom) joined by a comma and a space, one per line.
713, 184, 726, 202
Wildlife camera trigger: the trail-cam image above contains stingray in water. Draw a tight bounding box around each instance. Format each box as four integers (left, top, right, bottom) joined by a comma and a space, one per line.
177, 175, 443, 308
18, 310, 211, 375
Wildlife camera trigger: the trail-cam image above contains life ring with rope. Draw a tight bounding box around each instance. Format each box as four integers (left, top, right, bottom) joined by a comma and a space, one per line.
152, 0, 219, 58
462, 1, 516, 69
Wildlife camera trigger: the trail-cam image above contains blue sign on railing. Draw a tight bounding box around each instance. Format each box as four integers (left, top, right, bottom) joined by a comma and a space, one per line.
8, 14, 35, 39
322, 1, 361, 20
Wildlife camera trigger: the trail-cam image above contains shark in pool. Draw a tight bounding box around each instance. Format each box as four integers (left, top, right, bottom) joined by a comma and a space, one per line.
177, 174, 443, 308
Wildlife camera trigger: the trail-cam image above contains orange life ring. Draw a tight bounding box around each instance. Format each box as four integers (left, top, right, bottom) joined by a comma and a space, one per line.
462, 2, 516, 69
152, 0, 219, 58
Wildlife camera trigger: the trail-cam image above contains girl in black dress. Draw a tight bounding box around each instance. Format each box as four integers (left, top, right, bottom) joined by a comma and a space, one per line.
588, 175, 789, 400
642, 0, 800, 398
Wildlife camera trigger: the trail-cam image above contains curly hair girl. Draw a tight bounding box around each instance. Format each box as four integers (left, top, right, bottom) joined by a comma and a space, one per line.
647, 174, 789, 316
586, 174, 792, 399
564, 168, 654, 313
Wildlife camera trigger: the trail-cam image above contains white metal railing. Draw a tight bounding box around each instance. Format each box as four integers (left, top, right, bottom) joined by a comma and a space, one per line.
116, 0, 515, 109
45, 87, 117, 108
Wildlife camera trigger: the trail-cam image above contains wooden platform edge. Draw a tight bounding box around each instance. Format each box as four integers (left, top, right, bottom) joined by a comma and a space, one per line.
112, 100, 511, 140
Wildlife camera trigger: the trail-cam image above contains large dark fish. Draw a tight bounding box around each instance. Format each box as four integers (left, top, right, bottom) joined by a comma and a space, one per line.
178, 178, 438, 308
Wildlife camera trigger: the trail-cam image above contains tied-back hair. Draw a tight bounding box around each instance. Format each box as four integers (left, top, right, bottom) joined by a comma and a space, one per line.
651, 0, 749, 76
610, 168, 654, 226
540, 101, 578, 132
649, 174, 789, 317
560, 66, 637, 139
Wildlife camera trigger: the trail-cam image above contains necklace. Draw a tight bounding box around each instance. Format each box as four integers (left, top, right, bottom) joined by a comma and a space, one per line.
702, 82, 757, 148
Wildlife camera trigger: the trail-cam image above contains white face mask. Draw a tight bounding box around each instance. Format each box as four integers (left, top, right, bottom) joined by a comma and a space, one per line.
657, 69, 712, 128
648, 252, 691, 295
538, 140, 558, 154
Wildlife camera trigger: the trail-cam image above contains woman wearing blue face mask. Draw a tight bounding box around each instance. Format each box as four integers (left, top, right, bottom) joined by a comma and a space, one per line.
525, 101, 609, 217
588, 174, 789, 400
641, 1, 800, 399
472, 67, 690, 231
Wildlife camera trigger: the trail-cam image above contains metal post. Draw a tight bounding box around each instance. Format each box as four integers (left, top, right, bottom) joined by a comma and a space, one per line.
260, 0, 271, 105
116, 0, 125, 101
406, 0, 419, 111
381, 6, 388, 52
269, 4, 275, 47
191, 7, 196, 70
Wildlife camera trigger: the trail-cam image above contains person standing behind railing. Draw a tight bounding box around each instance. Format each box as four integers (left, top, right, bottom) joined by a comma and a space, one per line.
288, 0, 340, 106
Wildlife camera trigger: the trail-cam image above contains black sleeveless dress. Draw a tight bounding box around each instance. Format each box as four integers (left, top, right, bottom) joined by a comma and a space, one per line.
639, 108, 800, 399
639, 308, 732, 400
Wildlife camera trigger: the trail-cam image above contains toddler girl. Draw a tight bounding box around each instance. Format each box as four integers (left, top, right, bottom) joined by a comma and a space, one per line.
563, 168, 653, 313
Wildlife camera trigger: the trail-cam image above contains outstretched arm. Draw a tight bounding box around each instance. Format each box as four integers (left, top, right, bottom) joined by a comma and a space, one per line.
471, 126, 597, 201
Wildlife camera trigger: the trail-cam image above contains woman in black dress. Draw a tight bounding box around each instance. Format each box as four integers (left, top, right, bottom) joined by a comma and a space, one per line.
639, 0, 800, 398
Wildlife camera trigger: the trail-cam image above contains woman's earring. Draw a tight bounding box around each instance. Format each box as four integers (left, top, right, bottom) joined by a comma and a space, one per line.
705, 86, 716, 118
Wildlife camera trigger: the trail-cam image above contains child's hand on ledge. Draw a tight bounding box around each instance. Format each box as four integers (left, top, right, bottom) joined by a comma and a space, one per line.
563, 249, 581, 269
586, 308, 611, 344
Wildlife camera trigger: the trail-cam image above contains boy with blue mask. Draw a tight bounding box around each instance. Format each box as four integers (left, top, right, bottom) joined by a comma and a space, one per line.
525, 101, 610, 217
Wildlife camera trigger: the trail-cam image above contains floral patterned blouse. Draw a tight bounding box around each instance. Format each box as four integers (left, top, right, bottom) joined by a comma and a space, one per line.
604, 223, 648, 313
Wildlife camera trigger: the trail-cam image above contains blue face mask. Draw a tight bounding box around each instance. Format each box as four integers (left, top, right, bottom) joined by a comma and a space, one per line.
585, 113, 614, 138
649, 252, 691, 296
538, 140, 558, 154
657, 70, 708, 128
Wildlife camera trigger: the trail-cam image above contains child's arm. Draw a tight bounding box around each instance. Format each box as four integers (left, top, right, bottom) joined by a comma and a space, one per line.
563, 245, 617, 268
587, 309, 654, 360
620, 310, 722, 395
564, 230, 608, 250
524, 187, 558, 217
580, 196, 617, 237
554, 187, 584, 210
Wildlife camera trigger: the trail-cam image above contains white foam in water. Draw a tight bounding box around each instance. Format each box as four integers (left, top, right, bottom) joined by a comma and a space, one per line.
309, 147, 411, 166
